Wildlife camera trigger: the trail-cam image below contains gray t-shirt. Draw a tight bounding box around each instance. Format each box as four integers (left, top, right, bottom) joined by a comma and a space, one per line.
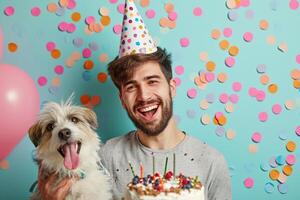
100, 131, 232, 200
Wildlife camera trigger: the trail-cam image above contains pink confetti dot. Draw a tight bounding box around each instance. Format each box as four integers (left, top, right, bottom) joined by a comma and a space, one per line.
248, 87, 258, 97
67, 0, 76, 9
187, 88, 197, 99
229, 94, 239, 104
295, 126, 300, 136
219, 93, 229, 104
205, 72, 215, 82
168, 11, 177, 21
113, 24, 122, 34
4, 6, 15, 16
272, 104, 282, 115
109, 0, 118, 3
193, 7, 202, 16
225, 56, 235, 67
286, 154, 296, 165
232, 82, 242, 92
58, 21, 68, 31
85, 16, 95, 25
67, 23, 76, 33
252, 132, 262, 143
82, 48, 92, 58
146, 9, 156, 19
223, 27, 232, 38
54, 65, 64, 75
118, 3, 125, 14
241, 0, 251, 7
243, 32, 253, 42
258, 112, 268, 122
174, 77, 181, 86
244, 177, 254, 188
256, 90, 266, 102
289, 0, 299, 10
31, 7, 41, 16
180, 37, 190, 47
38, 76, 47, 86
46, 42, 56, 51
175, 65, 184, 75
296, 54, 300, 64
215, 112, 223, 119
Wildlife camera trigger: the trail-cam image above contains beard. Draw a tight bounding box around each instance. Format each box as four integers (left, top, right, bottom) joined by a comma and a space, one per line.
126, 93, 173, 137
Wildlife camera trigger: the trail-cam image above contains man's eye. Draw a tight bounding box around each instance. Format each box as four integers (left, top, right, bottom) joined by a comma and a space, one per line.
149, 80, 158, 85
126, 85, 135, 91
46, 123, 55, 131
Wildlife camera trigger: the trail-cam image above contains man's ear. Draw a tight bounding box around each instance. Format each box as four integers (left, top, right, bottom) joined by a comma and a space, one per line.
169, 79, 177, 98
28, 122, 43, 147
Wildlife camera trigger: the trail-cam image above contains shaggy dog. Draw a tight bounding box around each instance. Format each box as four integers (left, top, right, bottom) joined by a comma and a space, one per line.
28, 100, 111, 200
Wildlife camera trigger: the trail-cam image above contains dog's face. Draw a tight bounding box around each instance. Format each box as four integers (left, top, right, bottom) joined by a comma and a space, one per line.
29, 101, 100, 171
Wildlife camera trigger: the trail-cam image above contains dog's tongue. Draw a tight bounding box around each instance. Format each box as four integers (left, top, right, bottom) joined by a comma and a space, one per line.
63, 143, 79, 170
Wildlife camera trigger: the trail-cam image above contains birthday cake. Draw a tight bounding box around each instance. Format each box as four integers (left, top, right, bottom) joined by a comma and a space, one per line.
124, 171, 204, 200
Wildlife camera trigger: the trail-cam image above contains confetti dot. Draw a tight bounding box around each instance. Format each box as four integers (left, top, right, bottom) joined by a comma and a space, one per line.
219, 40, 230, 50
175, 65, 184, 75
296, 54, 300, 64
276, 155, 285, 165
266, 35, 276, 45
97, 72, 108, 83
277, 183, 288, 194
58, 21, 68, 31
272, 104, 282, 115
164, 3, 174, 13
109, 0, 118, 3
82, 71, 92, 81
8, 42, 18, 52
269, 169, 280, 180
168, 11, 177, 21
73, 38, 83, 47
193, 7, 202, 16
101, 16, 111, 26
82, 48, 92, 58
285, 100, 295, 110
140, 0, 150, 7
71, 12, 81, 22
80, 95, 90, 105
83, 60, 94, 70
227, 11, 238, 21
286, 154, 296, 165
146, 9, 156, 19
67, 23, 76, 33
67, 0, 76, 9
91, 95, 101, 106
232, 82, 242, 92
268, 84, 278, 93
99, 53, 108, 63
282, 165, 293, 176
85, 16, 95, 25
264, 182, 275, 193
0, 160, 9, 170
269, 156, 278, 168
295, 126, 300, 136
244, 178, 254, 188
278, 42, 288, 52
258, 112, 268, 122
245, 10, 254, 19
257, 64, 266, 73
219, 93, 229, 104
229, 94, 239, 104
260, 163, 270, 172
286, 141, 296, 152
38, 76, 47, 86
47, 3, 58, 13
206, 93, 215, 103
225, 56, 235, 67
180, 38, 190, 47
174, 77, 181, 86
217, 73, 228, 83
4, 6, 15, 16
249, 144, 258, 153
215, 126, 226, 136
205, 72, 215, 82
252, 132, 262, 143
248, 87, 258, 97
256, 90, 266, 102
289, 0, 299, 10
228, 46, 239, 56
225, 102, 234, 113
54, 65, 64, 75
260, 74, 269, 85
243, 32, 253, 42
31, 7, 41, 16
99, 7, 109, 16
51, 49, 61, 59
187, 88, 197, 99
223, 27, 232, 38
211, 29, 221, 40
113, 24, 122, 34
199, 99, 209, 110
89, 42, 99, 51
201, 114, 210, 125
117, 3, 125, 14
226, 129, 236, 140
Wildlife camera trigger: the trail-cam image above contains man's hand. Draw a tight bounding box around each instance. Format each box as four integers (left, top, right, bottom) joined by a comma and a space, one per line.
38, 165, 77, 200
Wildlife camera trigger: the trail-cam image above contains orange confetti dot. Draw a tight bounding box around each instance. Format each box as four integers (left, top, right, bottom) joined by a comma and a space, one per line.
217, 72, 228, 83
199, 52, 209, 62
98, 72, 108, 83
159, 17, 169, 28
93, 23, 104, 33
99, 53, 108, 63
52, 77, 60, 87
217, 115, 227, 126
286, 141, 296, 152
259, 19, 269, 30
211, 29, 221, 40
290, 69, 300, 80
83, 60, 94, 70
282, 165, 293, 176
80, 95, 90, 105
260, 74, 269, 85
164, 3, 174, 13
293, 80, 300, 89
219, 40, 230, 50
228, 46, 239, 56
167, 19, 176, 29
100, 16, 111, 26
206, 61, 216, 71
91, 95, 101, 106
140, 0, 150, 7
248, 144, 258, 153
8, 42, 18, 52
51, 49, 61, 59
71, 12, 81, 22
47, 3, 58, 13
266, 35, 276, 45
59, 0, 68, 7
268, 83, 278, 93
269, 169, 280, 180
0, 159, 9, 170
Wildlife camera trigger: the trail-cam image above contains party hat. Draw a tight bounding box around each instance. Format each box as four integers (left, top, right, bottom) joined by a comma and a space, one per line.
118, 0, 157, 58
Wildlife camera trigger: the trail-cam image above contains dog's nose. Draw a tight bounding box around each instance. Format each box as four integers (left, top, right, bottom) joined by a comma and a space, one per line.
58, 128, 71, 141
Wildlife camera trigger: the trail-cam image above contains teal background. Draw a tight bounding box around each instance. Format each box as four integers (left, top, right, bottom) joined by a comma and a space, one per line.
1, 0, 300, 199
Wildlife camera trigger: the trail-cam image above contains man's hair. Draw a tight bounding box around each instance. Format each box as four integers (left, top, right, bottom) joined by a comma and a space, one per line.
107, 47, 172, 90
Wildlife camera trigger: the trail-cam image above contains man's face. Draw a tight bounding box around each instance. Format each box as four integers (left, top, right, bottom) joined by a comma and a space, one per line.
120, 61, 176, 136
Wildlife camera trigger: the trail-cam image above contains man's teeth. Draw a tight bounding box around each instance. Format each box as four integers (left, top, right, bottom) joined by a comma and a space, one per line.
140, 105, 158, 112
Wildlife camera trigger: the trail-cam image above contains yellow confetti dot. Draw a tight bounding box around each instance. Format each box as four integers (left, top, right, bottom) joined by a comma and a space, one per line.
206, 61, 216, 72
286, 141, 296, 152
219, 40, 230, 50
228, 46, 239, 56
293, 80, 300, 89
8, 42, 18, 52
268, 83, 278, 94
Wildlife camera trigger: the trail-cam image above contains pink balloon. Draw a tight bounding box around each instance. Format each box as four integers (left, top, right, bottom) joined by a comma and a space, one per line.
0, 64, 40, 160
0, 27, 3, 59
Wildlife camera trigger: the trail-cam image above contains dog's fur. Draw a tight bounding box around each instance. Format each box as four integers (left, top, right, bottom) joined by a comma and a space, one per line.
28, 99, 111, 200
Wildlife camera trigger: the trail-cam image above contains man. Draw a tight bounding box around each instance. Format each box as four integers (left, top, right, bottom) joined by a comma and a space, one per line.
101, 46, 232, 200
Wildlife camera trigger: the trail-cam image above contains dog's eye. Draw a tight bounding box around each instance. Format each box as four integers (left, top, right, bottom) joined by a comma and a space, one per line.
46, 123, 55, 131
71, 117, 79, 123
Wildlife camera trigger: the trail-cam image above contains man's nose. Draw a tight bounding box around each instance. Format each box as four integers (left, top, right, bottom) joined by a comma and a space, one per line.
137, 85, 151, 101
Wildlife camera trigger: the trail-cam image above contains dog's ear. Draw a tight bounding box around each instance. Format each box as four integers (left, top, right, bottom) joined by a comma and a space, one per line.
83, 108, 98, 129
28, 122, 43, 147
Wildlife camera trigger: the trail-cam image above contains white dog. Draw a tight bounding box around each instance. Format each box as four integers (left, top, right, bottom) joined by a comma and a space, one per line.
28, 99, 112, 200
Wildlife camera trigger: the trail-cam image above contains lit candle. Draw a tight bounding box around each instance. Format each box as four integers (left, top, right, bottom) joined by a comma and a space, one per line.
128, 161, 135, 177
173, 153, 176, 178
140, 162, 143, 178
152, 156, 155, 174
164, 156, 169, 176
